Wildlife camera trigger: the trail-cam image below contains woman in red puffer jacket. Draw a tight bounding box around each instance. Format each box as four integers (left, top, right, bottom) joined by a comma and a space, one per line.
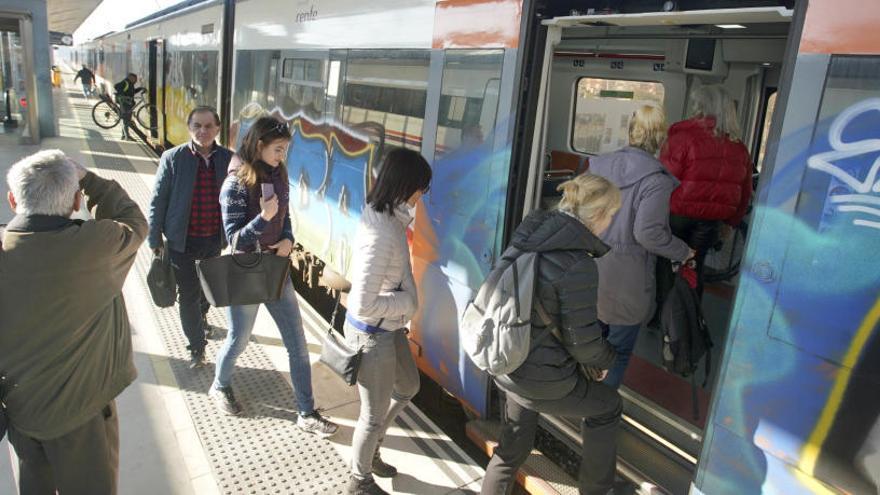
659, 85, 753, 296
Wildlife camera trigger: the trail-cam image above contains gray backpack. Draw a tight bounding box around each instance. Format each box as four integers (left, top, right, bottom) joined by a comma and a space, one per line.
461, 247, 549, 376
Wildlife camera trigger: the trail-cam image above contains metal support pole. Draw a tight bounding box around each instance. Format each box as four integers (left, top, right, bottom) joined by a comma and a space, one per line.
18, 16, 39, 143
218, 0, 236, 145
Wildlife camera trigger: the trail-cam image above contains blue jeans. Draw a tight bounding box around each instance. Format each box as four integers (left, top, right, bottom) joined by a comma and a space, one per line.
212, 279, 315, 415
601, 322, 642, 389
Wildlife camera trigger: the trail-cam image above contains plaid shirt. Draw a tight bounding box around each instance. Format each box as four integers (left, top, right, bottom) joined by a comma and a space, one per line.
187, 142, 221, 237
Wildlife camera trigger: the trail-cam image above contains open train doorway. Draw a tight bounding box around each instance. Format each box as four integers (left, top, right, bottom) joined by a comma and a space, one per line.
522, 6, 794, 492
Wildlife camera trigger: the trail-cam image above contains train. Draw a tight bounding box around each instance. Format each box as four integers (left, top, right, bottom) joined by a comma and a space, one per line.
72, 0, 880, 493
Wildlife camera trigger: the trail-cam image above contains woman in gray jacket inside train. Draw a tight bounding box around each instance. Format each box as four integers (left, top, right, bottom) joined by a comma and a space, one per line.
344, 147, 432, 495
588, 105, 694, 389
481, 174, 624, 495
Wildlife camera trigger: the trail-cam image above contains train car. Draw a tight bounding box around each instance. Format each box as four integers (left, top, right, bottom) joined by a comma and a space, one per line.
75, 0, 224, 147
71, 0, 880, 493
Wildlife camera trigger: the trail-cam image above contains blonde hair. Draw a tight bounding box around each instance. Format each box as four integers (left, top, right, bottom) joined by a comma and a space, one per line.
628, 105, 668, 154
688, 85, 741, 142
557, 173, 621, 231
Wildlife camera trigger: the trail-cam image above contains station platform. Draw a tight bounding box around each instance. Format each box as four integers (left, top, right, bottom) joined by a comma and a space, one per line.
0, 68, 485, 495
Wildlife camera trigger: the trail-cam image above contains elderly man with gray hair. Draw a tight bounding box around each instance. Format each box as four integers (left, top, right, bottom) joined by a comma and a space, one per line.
0, 150, 147, 495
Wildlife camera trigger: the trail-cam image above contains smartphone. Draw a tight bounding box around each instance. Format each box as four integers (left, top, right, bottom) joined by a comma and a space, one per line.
260, 183, 275, 200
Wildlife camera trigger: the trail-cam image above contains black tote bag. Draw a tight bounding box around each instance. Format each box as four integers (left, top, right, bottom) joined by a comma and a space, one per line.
195, 234, 291, 307
147, 249, 177, 308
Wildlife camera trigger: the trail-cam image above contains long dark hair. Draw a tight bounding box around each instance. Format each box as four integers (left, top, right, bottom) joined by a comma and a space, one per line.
367, 147, 432, 214
236, 116, 292, 188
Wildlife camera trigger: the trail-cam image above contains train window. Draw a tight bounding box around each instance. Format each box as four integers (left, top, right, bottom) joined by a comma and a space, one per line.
341, 50, 430, 151
429, 49, 503, 224
571, 78, 665, 155
281, 58, 323, 83
277, 56, 326, 119
231, 50, 278, 125
433, 50, 504, 159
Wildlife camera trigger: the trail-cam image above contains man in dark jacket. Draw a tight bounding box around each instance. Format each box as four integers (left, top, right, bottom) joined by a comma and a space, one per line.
149, 106, 233, 367
482, 174, 623, 495
1, 150, 147, 494
73, 65, 95, 99
114, 73, 142, 141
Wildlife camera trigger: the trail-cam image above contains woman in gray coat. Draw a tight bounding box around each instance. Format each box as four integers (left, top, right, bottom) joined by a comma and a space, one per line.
589, 105, 694, 388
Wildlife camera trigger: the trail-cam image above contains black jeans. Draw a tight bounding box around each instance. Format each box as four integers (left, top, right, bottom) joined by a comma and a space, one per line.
169, 235, 221, 352
119, 102, 134, 138
481, 378, 622, 495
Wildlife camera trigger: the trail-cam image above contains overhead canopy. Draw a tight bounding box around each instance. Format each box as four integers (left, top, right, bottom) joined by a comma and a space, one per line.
543, 7, 793, 28
46, 0, 102, 35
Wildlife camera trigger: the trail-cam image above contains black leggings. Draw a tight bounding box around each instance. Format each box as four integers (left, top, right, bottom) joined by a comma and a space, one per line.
654, 216, 721, 321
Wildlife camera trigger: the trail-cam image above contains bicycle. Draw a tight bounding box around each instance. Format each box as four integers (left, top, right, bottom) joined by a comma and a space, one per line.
91, 90, 158, 133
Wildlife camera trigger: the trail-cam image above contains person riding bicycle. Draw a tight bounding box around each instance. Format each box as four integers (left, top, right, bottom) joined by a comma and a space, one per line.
114, 73, 144, 141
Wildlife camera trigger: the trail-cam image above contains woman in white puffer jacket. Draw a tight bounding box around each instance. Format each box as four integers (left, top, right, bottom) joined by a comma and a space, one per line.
344, 147, 432, 495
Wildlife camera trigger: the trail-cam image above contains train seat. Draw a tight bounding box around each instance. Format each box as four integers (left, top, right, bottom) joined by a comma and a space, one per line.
548, 150, 589, 174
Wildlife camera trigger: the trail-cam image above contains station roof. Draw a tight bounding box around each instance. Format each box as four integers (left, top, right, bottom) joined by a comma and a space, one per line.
47, 0, 102, 35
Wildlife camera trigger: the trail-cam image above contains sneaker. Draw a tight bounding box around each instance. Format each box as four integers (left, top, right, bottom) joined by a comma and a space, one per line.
209, 385, 242, 416
202, 316, 215, 340
296, 411, 339, 438
346, 475, 389, 495
371, 451, 397, 478
188, 347, 206, 369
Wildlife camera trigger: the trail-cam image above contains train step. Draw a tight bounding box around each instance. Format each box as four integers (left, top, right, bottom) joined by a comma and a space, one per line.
466, 419, 579, 495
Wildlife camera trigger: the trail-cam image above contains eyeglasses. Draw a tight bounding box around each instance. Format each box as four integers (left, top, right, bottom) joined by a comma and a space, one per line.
259, 121, 289, 140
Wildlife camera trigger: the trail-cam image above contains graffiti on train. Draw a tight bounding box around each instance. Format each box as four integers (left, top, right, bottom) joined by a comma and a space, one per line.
808, 97, 880, 231
230, 102, 510, 412
701, 97, 880, 495
164, 50, 220, 146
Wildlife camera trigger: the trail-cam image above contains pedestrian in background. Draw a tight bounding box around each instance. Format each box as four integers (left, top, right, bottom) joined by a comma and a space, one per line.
211, 116, 339, 439
148, 106, 233, 368
345, 147, 431, 495
0, 150, 147, 494
74, 65, 95, 99
588, 105, 694, 389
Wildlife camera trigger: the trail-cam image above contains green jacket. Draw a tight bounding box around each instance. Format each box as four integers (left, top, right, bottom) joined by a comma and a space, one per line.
0, 171, 147, 440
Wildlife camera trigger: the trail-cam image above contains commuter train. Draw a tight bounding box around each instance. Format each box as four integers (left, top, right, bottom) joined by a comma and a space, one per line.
73, 0, 880, 493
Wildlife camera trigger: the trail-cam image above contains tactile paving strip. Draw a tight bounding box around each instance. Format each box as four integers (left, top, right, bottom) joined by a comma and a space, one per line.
63, 93, 351, 494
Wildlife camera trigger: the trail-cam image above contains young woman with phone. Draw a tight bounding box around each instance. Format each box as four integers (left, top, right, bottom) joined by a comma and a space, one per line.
211, 116, 339, 438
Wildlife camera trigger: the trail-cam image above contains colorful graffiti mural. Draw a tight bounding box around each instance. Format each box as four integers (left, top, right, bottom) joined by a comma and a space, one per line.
231, 101, 513, 413
697, 85, 880, 494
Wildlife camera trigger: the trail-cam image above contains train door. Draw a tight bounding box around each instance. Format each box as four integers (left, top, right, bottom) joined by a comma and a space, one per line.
147, 39, 162, 141
524, 7, 794, 492
694, 0, 880, 492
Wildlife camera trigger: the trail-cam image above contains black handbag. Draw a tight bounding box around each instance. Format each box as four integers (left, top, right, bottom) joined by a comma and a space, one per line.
319, 295, 369, 386
147, 248, 177, 308
195, 233, 291, 307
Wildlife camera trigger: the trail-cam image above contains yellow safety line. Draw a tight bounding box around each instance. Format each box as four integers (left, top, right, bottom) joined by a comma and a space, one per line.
799, 295, 880, 476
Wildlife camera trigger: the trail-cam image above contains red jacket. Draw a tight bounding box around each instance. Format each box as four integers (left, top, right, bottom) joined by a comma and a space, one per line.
660, 117, 753, 225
